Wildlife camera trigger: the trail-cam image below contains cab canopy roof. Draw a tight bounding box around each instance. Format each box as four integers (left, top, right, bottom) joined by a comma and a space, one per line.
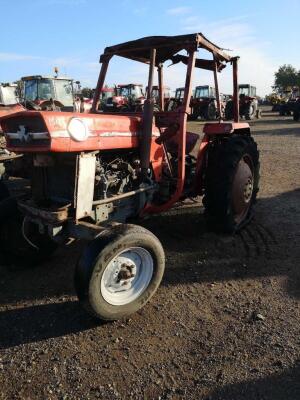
21, 75, 73, 81
117, 84, 143, 88
101, 33, 234, 72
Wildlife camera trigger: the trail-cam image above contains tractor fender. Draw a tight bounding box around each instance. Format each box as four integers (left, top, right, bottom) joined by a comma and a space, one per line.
203, 122, 251, 136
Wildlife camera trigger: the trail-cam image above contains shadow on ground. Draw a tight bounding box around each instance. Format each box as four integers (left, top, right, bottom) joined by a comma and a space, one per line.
0, 189, 299, 349
207, 363, 300, 400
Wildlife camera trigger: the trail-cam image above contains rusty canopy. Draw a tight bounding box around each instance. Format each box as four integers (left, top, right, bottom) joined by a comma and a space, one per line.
100, 33, 234, 71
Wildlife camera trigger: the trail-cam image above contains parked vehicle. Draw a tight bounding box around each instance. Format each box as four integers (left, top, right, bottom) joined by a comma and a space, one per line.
225, 84, 261, 120
190, 85, 218, 120
0, 83, 23, 131
279, 88, 300, 116
293, 98, 300, 121
21, 75, 75, 111
0, 33, 260, 322
103, 84, 145, 111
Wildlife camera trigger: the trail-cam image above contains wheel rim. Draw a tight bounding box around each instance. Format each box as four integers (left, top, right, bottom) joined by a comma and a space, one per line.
100, 247, 154, 306
231, 155, 254, 224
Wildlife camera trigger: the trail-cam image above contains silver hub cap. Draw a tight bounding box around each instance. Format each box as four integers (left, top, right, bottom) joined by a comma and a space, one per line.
100, 247, 154, 306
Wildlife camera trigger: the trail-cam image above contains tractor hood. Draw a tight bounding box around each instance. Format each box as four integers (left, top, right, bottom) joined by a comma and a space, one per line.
1, 110, 159, 153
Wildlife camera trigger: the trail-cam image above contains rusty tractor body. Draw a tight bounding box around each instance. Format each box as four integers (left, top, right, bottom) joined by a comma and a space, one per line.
103, 83, 145, 112
22, 75, 75, 112
225, 84, 260, 120
190, 85, 218, 120
0, 33, 260, 322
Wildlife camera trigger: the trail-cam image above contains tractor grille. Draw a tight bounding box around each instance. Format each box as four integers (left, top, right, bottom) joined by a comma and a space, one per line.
3, 115, 50, 149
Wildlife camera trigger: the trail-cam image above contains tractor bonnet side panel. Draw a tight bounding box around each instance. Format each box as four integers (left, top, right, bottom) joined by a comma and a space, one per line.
1, 111, 160, 153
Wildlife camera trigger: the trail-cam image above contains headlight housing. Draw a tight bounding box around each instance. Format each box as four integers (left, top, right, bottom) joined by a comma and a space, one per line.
67, 118, 89, 141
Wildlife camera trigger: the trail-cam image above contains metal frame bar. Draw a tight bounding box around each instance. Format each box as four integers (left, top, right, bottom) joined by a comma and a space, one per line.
213, 58, 222, 120
158, 65, 164, 111
145, 49, 196, 213
91, 57, 111, 113
140, 48, 156, 176
232, 57, 240, 122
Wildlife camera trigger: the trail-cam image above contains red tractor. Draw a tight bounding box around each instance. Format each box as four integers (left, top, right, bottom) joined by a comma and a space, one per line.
103, 83, 145, 111
0, 33, 260, 322
190, 85, 218, 120
225, 84, 261, 120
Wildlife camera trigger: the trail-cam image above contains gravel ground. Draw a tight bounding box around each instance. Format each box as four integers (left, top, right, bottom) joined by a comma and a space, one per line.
0, 108, 299, 400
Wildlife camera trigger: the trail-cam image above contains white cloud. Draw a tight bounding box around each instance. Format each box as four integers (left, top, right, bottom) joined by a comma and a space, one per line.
0, 53, 42, 61
167, 6, 191, 15
171, 13, 278, 95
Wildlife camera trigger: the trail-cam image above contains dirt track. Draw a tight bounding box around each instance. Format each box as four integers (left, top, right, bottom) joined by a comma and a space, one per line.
0, 108, 299, 400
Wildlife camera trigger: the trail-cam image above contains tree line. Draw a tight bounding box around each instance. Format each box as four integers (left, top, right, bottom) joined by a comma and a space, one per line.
274, 64, 300, 91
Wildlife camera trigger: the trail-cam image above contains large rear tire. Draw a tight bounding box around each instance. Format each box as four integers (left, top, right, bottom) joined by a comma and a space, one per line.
225, 100, 234, 120
75, 224, 165, 321
245, 103, 256, 120
293, 109, 300, 121
203, 135, 260, 233
0, 181, 9, 202
205, 102, 217, 120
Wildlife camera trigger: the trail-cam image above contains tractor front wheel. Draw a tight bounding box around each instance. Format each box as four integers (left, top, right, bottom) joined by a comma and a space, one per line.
203, 135, 259, 233
74, 224, 165, 321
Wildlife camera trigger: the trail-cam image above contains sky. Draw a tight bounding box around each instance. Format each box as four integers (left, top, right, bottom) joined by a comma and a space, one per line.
1, 0, 300, 96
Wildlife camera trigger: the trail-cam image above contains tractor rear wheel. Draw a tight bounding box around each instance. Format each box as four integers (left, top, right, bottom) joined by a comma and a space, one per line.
0, 181, 9, 202
74, 224, 165, 321
205, 102, 217, 120
245, 103, 256, 120
0, 197, 57, 267
225, 100, 234, 120
293, 109, 300, 121
203, 135, 259, 233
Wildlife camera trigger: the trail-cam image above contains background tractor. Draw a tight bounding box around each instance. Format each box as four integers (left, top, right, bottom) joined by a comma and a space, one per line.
225, 84, 261, 120
103, 83, 145, 111
21, 75, 75, 111
190, 85, 218, 120
0, 83, 23, 135
278, 87, 300, 116
166, 87, 185, 111
0, 83, 24, 172
0, 33, 260, 322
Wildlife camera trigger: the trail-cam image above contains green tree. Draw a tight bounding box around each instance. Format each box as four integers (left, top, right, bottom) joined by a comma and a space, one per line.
274, 64, 298, 90
81, 87, 93, 99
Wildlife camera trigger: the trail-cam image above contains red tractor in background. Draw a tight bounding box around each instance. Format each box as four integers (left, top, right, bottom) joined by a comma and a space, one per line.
190, 85, 218, 120
75, 87, 115, 113
225, 84, 261, 120
103, 83, 145, 111
0, 33, 260, 322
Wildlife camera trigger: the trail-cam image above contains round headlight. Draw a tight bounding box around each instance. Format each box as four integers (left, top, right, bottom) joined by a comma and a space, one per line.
67, 118, 88, 141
